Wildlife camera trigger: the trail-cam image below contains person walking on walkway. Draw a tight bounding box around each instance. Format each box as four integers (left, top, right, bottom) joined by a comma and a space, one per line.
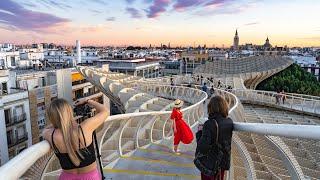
43, 98, 108, 180
170, 99, 194, 154
195, 96, 233, 180
281, 90, 286, 104
210, 85, 215, 97
217, 80, 222, 88
276, 90, 281, 105
202, 83, 208, 94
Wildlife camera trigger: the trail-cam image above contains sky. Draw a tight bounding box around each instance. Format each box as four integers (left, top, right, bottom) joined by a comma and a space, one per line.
0, 0, 319, 47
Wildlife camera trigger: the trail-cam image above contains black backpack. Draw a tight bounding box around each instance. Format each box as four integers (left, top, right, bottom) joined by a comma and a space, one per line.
194, 120, 224, 176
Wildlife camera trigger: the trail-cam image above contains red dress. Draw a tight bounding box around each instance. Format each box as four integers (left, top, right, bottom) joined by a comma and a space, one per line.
170, 108, 194, 145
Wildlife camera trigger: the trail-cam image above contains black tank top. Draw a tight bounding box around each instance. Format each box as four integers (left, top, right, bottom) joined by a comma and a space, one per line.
51, 126, 96, 170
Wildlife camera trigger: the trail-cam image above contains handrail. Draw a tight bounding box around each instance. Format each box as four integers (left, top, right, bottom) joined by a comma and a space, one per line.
0, 141, 51, 180
233, 88, 320, 102
234, 123, 320, 140
232, 89, 320, 115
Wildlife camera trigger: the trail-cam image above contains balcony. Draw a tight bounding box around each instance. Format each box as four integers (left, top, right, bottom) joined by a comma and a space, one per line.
0, 69, 9, 77
7, 132, 28, 148
5, 113, 27, 127
72, 81, 92, 91
16, 133, 28, 144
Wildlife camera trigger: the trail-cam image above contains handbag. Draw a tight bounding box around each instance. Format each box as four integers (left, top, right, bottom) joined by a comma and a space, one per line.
194, 120, 224, 176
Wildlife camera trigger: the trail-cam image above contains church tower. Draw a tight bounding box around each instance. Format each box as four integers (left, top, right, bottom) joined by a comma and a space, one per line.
233, 29, 239, 50
264, 36, 272, 49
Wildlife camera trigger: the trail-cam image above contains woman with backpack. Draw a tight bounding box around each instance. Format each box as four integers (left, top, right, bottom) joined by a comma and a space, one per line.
195, 96, 233, 180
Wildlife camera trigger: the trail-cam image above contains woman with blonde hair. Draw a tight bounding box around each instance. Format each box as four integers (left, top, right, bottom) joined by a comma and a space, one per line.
170, 99, 194, 154
195, 96, 233, 180
43, 98, 108, 180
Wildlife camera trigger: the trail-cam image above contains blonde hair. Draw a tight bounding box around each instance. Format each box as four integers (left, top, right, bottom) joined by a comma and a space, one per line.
46, 99, 83, 166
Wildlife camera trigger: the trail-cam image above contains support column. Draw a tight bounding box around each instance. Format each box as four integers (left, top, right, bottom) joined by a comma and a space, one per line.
56, 69, 72, 104
28, 90, 39, 145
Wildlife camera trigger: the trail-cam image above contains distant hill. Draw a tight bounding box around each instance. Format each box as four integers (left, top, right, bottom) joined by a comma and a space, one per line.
256, 63, 320, 96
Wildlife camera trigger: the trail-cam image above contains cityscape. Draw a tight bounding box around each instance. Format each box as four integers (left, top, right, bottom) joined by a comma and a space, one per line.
0, 0, 320, 180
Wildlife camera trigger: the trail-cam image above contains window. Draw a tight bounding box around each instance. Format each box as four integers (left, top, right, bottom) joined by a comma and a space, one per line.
7, 130, 14, 146
4, 109, 11, 125
1, 82, 8, 94
17, 125, 26, 139
41, 77, 46, 86
11, 57, 16, 66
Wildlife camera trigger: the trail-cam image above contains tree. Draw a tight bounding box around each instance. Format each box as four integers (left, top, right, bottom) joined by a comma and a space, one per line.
257, 64, 320, 96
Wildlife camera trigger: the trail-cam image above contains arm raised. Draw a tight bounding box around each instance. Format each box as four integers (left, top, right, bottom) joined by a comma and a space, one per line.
78, 99, 109, 133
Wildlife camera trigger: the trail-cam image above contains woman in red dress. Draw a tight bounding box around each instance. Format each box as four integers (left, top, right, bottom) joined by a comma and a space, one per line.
170, 99, 194, 153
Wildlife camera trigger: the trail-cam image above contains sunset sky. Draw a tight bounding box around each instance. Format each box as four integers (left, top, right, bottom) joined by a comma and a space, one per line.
0, 0, 319, 47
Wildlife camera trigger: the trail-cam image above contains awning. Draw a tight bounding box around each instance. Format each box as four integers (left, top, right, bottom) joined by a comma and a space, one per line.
72, 73, 84, 82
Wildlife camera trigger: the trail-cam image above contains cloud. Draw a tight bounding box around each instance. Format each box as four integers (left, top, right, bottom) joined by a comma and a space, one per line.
244, 22, 259, 26
92, 0, 108, 5
21, 2, 37, 8
125, 0, 136, 4
146, 0, 171, 18
205, 0, 233, 7
90, 9, 103, 14
39, 0, 72, 10
0, 0, 70, 33
173, 0, 205, 11
126, 7, 143, 18
106, 17, 116, 21
80, 25, 108, 33
195, 0, 258, 16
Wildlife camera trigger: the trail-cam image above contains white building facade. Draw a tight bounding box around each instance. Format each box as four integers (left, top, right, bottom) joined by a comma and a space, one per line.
0, 69, 32, 165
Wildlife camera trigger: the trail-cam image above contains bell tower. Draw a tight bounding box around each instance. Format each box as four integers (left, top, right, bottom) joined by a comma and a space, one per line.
233, 29, 239, 50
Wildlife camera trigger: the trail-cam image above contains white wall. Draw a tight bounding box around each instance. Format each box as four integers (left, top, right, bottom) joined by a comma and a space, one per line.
0, 108, 9, 164
0, 51, 20, 69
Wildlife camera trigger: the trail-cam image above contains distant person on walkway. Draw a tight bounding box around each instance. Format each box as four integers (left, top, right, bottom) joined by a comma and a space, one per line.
170, 77, 174, 86
217, 80, 222, 88
170, 99, 194, 154
202, 83, 208, 94
43, 98, 108, 180
210, 85, 215, 97
195, 96, 233, 180
226, 86, 232, 92
276, 90, 281, 105
281, 90, 286, 104
202, 83, 208, 102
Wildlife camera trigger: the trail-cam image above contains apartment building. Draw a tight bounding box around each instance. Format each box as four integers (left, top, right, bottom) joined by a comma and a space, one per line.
180, 49, 209, 74
0, 69, 32, 165
0, 51, 20, 69
25, 69, 109, 145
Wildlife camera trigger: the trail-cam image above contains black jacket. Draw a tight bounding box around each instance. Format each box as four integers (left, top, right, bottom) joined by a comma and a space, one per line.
196, 113, 233, 170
